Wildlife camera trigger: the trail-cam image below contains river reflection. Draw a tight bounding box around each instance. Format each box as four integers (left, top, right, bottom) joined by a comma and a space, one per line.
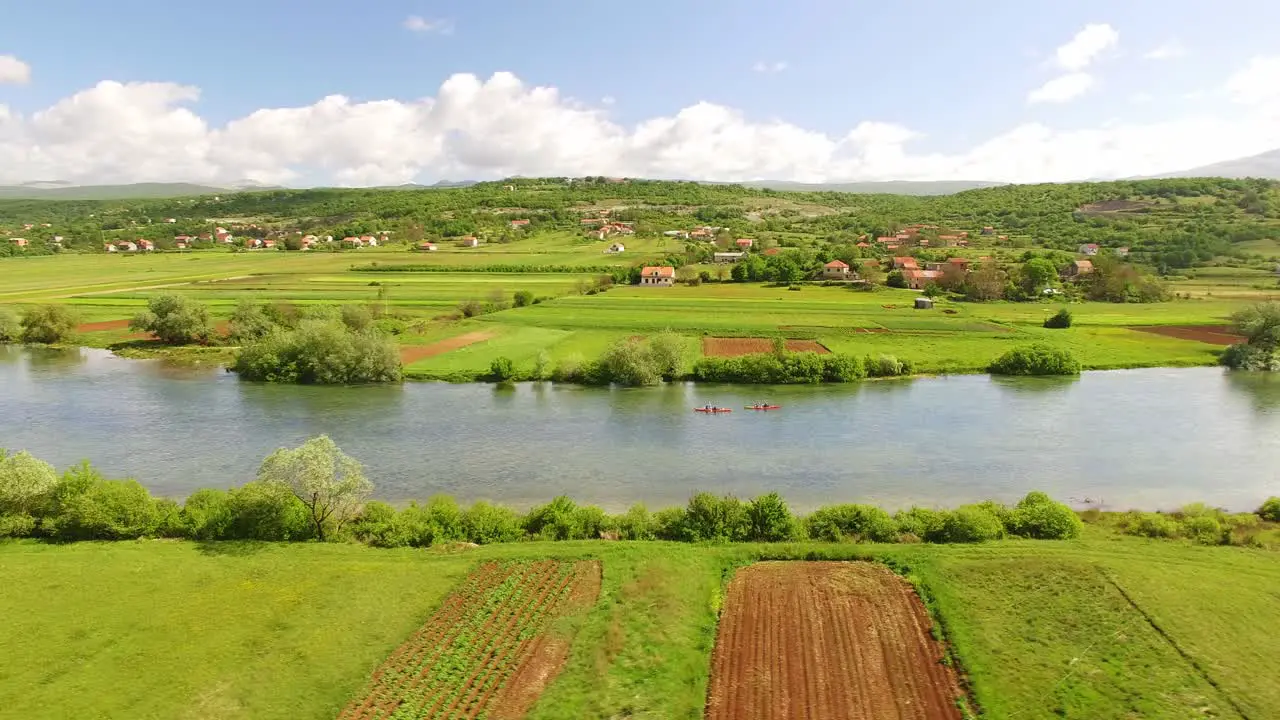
0, 348, 1277, 511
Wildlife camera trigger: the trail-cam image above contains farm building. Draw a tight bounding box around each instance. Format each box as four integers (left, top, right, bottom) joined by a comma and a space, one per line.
104, 243, 117, 253
361, 235, 378, 247
714, 252, 745, 263
735, 238, 754, 249
947, 258, 970, 272
663, 230, 689, 238
891, 256, 919, 270
1079, 243, 1100, 256
915, 297, 934, 309
1062, 260, 1094, 279
902, 269, 941, 290
509, 219, 531, 229
605, 243, 625, 254
244, 238, 263, 248
822, 260, 852, 279
417, 241, 437, 252
461, 236, 480, 247
342, 236, 361, 247
138, 240, 154, 251
116, 241, 138, 252
10, 237, 27, 247
639, 266, 675, 287
262, 239, 276, 249
981, 226, 994, 235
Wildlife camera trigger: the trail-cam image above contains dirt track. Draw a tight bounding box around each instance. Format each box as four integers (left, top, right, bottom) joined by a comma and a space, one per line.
706, 562, 964, 720
703, 337, 830, 357
399, 330, 497, 364
1131, 324, 1244, 346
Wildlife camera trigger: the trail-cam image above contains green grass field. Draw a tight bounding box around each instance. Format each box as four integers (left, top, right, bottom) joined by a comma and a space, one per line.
0, 245, 1269, 380
1, 532, 1277, 719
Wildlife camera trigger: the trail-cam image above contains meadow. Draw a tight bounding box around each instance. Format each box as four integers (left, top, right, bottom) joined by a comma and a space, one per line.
2, 531, 1277, 719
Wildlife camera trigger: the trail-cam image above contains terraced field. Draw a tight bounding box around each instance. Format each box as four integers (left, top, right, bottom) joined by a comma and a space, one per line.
338, 560, 601, 720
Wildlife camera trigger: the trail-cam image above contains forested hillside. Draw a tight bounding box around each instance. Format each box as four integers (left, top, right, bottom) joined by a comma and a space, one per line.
2, 177, 1278, 268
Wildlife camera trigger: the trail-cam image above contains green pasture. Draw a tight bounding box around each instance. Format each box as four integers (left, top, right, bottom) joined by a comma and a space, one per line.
2, 532, 1278, 719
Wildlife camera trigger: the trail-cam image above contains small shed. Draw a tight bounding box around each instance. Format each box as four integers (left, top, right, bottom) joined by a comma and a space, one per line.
914, 297, 934, 310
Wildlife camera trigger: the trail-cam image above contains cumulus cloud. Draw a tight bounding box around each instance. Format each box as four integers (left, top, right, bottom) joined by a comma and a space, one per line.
403, 16, 454, 34
1054, 23, 1119, 71
1144, 39, 1186, 61
0, 61, 1278, 187
1027, 72, 1095, 104
0, 54, 31, 84
752, 61, 788, 74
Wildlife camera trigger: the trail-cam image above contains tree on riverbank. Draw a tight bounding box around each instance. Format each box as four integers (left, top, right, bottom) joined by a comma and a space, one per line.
19, 305, 78, 344
231, 320, 401, 384
1222, 301, 1280, 371
256, 436, 373, 541
0, 307, 18, 342
129, 293, 214, 345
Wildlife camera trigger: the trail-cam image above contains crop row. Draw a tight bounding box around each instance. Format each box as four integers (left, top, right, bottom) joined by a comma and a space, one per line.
338, 561, 588, 720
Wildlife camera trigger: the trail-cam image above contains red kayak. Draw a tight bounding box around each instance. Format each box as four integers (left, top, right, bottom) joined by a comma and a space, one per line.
745, 405, 782, 410
694, 407, 733, 413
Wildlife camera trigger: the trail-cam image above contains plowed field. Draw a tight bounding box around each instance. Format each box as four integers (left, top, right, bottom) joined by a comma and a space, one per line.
703, 337, 830, 357
400, 330, 497, 364
706, 562, 965, 720
338, 559, 601, 720
1131, 324, 1245, 346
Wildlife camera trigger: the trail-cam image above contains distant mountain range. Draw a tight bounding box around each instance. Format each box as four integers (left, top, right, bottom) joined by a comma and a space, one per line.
1150, 148, 1280, 179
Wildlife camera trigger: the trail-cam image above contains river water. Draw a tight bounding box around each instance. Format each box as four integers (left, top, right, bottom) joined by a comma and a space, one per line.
1, 346, 1277, 511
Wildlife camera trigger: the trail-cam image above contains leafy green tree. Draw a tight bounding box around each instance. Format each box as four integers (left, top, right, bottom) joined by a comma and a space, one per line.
513, 290, 535, 307
256, 435, 373, 541
1006, 491, 1083, 539
1222, 302, 1280, 371
745, 492, 796, 541
0, 307, 19, 342
228, 299, 276, 343
0, 449, 58, 516
1043, 308, 1073, 329
1020, 257, 1059, 295
20, 305, 79, 344
489, 356, 516, 381
1258, 497, 1280, 522
232, 320, 401, 384
51, 479, 160, 541
340, 304, 373, 332
130, 293, 214, 344
886, 270, 907, 288
682, 492, 748, 542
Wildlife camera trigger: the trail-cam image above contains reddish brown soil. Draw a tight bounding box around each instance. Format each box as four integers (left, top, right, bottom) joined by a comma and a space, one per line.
75, 319, 132, 332
338, 560, 601, 720
1131, 324, 1244, 346
399, 330, 497, 364
703, 337, 831, 357
706, 562, 965, 720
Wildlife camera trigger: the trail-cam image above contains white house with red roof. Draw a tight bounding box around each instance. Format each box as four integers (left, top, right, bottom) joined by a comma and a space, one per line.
138, 239, 154, 251
1078, 243, 1100, 256
509, 219, 531, 229
822, 259, 852, 279
639, 266, 675, 286
735, 238, 754, 249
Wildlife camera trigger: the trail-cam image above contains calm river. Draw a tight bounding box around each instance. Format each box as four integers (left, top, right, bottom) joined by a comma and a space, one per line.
2, 346, 1278, 512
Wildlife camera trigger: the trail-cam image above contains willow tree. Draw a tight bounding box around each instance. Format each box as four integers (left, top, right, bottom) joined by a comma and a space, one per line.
256, 436, 373, 541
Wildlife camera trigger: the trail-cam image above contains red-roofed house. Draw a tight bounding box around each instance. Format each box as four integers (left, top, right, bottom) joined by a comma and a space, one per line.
138, 239, 154, 251
735, 238, 754, 249
891, 256, 918, 270
902, 269, 941, 290
1078, 243, 1100, 256
510, 219, 531, 229
10, 237, 27, 247
639, 266, 675, 287
342, 236, 362, 246
461, 236, 480, 247
262, 239, 277, 249
361, 235, 378, 247
876, 236, 897, 244
417, 241, 437, 252
244, 238, 263, 249
947, 258, 970, 272
856, 242, 871, 248
823, 259, 852, 279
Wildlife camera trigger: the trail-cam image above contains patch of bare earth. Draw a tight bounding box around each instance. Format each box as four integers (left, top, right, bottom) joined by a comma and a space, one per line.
1131, 325, 1244, 346
399, 330, 497, 363
706, 561, 966, 720
76, 319, 132, 332
702, 337, 831, 357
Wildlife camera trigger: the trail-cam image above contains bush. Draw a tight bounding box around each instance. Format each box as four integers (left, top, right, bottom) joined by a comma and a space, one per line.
129, 293, 214, 345
20, 305, 79, 344
1006, 491, 1083, 539
0, 512, 36, 538
1183, 515, 1225, 545
180, 488, 235, 540
349, 501, 416, 547
1221, 342, 1279, 371
0, 449, 59, 516
745, 493, 797, 542
50, 479, 160, 541
692, 351, 862, 384
653, 507, 688, 541
489, 356, 516, 382
682, 493, 748, 542
228, 299, 276, 343
893, 507, 946, 541
886, 270, 907, 288
226, 481, 313, 541
513, 290, 535, 307
936, 505, 1006, 543
1122, 511, 1181, 539
806, 504, 897, 542
463, 501, 523, 544
0, 307, 19, 342
525, 496, 591, 540
864, 354, 912, 378
232, 320, 402, 384
1259, 497, 1280, 522
988, 344, 1081, 376
1043, 308, 1073, 329
340, 304, 373, 332
615, 504, 656, 540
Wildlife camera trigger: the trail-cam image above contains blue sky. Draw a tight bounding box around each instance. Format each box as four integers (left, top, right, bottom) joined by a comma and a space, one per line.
1, 1, 1278, 185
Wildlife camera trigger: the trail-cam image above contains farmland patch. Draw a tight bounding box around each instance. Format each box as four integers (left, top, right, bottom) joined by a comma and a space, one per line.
1130, 324, 1244, 346
339, 560, 600, 720
702, 337, 830, 357
706, 561, 965, 720
400, 330, 497, 363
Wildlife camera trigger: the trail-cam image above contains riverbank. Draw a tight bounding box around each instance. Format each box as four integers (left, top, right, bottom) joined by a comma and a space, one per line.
2, 532, 1278, 719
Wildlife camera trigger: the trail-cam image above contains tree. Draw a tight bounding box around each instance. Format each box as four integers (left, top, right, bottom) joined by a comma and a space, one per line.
0, 307, 18, 342
1020, 257, 1059, 295
130, 293, 214, 344
256, 435, 373, 541
1043, 308, 1072, 329
0, 449, 59, 516
1222, 301, 1280, 371
886, 270, 907, 288
340, 304, 373, 332
20, 305, 79, 344
228, 299, 276, 343
963, 263, 1006, 301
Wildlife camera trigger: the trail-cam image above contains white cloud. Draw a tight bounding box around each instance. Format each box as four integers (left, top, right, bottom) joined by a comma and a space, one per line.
1144, 39, 1186, 60
1054, 23, 1119, 71
0, 60, 1278, 187
1027, 72, 1095, 104
601, 96, 616, 106
0, 55, 31, 84
403, 16, 454, 34
752, 61, 788, 74
1130, 92, 1154, 104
